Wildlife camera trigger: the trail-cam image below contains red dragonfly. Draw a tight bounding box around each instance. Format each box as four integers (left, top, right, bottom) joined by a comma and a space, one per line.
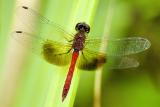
12, 6, 151, 101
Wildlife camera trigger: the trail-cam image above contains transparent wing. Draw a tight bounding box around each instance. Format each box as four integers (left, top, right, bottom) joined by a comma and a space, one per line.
12, 31, 72, 66
15, 6, 74, 42
85, 37, 151, 56
106, 56, 139, 69
76, 48, 139, 71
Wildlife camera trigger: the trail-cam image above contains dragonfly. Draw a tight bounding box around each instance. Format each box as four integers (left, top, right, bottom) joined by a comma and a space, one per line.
12, 6, 151, 102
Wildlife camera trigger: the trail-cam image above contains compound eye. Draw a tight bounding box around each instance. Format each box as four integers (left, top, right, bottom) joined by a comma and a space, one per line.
78, 24, 84, 30
85, 26, 90, 33
75, 22, 90, 33
75, 23, 84, 31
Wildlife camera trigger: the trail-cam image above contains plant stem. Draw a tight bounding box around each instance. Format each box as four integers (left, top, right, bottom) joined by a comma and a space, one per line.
94, 0, 115, 107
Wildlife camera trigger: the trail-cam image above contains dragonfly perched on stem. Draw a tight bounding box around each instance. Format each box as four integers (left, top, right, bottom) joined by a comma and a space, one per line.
12, 6, 151, 102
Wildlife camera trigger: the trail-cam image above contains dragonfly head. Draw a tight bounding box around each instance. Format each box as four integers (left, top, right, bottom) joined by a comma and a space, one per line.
75, 22, 90, 33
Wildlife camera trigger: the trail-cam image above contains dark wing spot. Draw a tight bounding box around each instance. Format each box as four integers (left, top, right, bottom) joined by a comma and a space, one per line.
22, 6, 28, 9
43, 42, 55, 53
16, 31, 22, 33
78, 55, 106, 70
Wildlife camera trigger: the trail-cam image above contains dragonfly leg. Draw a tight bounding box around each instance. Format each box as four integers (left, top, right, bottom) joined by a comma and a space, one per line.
54, 48, 72, 56
81, 51, 88, 61
67, 39, 73, 42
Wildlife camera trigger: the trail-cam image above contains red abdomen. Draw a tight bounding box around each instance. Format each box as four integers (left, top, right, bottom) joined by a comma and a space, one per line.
62, 50, 79, 101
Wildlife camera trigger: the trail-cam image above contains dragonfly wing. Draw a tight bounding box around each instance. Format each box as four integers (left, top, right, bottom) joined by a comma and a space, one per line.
107, 56, 139, 69
76, 49, 139, 70
15, 6, 73, 42
12, 31, 72, 66
85, 37, 151, 56
77, 48, 106, 71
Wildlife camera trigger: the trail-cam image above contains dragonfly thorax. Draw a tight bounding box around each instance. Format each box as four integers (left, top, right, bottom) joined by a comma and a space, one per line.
72, 32, 86, 51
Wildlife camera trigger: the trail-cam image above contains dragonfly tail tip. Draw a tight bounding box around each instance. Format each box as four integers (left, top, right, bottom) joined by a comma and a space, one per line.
62, 96, 66, 102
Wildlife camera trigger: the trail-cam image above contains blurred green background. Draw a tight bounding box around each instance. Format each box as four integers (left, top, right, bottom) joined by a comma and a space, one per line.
0, 0, 160, 107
